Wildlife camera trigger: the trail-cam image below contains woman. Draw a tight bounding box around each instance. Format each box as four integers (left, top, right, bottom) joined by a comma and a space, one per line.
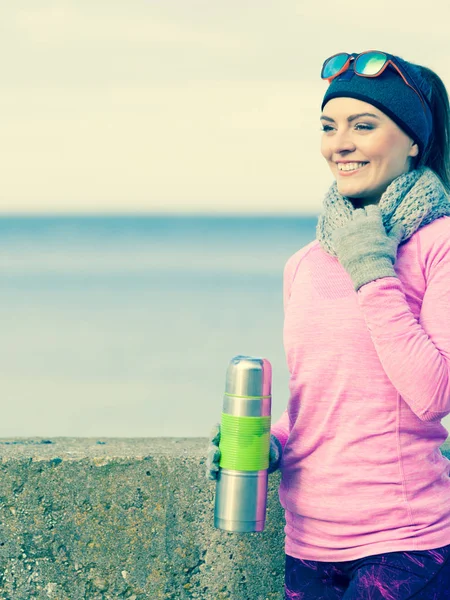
207, 50, 450, 599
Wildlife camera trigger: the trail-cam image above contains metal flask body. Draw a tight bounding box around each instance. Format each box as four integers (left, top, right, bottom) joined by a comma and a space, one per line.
214, 355, 272, 533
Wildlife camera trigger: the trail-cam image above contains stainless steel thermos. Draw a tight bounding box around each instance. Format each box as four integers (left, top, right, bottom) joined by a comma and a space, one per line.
214, 355, 272, 533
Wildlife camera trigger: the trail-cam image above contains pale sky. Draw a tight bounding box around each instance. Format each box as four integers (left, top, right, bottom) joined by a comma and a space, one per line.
1, 1, 449, 214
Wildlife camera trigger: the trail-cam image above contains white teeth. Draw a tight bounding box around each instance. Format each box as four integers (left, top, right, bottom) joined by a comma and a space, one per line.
337, 162, 367, 171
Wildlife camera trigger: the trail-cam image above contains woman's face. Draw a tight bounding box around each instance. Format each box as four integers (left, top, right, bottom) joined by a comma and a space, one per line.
320, 97, 419, 208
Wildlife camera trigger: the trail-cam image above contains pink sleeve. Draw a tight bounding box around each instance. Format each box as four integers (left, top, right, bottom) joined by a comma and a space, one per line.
270, 255, 299, 448
271, 409, 290, 451
283, 253, 299, 314
357, 233, 450, 422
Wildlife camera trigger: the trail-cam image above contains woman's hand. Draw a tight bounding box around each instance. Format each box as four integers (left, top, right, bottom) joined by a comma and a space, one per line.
206, 423, 221, 480
205, 423, 283, 480
332, 204, 405, 291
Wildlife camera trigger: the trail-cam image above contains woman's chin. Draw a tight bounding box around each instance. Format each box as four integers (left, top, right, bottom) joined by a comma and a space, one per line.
337, 184, 363, 198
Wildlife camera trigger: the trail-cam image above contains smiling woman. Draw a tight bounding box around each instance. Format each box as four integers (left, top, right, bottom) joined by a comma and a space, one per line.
319, 98, 420, 208
261, 50, 450, 600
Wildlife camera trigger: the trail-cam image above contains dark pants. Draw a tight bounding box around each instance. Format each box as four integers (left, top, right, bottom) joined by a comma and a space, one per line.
285, 543, 450, 599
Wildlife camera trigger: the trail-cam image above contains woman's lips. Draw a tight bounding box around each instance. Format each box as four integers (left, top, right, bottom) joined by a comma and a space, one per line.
337, 163, 369, 176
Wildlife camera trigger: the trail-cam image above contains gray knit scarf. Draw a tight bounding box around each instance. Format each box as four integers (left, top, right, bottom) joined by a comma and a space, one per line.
317, 166, 450, 257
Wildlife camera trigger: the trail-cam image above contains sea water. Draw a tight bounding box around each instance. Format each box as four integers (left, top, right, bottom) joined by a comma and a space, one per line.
0, 215, 316, 438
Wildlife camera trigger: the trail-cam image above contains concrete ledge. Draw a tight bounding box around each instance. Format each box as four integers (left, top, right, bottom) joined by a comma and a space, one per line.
0, 437, 449, 600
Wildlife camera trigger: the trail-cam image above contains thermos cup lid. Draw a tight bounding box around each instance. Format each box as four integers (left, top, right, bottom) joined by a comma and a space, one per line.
225, 355, 272, 397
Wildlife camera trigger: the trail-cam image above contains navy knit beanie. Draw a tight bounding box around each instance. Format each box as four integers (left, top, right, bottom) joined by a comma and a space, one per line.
321, 54, 433, 159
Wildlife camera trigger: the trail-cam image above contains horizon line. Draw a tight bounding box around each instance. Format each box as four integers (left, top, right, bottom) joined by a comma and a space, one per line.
0, 211, 320, 218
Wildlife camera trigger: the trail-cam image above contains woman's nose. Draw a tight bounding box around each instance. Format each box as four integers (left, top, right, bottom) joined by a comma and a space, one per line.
330, 130, 356, 154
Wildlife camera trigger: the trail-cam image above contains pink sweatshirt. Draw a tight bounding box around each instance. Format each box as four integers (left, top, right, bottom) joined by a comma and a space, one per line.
271, 215, 450, 562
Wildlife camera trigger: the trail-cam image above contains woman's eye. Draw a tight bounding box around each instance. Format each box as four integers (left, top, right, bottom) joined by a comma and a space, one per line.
321, 123, 373, 132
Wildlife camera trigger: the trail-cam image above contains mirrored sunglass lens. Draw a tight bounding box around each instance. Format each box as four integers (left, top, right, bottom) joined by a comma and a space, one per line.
355, 52, 387, 75
322, 54, 348, 78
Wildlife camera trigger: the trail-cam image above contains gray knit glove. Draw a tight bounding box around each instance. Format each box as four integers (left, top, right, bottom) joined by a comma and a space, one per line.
332, 204, 405, 291
205, 422, 283, 481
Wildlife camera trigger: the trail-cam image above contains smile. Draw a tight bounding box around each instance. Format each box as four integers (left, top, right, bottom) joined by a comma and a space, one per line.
337, 162, 369, 176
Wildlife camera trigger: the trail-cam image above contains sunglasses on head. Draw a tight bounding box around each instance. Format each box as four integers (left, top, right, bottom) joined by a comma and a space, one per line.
321, 50, 428, 115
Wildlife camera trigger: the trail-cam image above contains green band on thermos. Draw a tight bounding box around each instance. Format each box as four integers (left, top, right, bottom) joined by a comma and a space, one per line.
219, 413, 271, 471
